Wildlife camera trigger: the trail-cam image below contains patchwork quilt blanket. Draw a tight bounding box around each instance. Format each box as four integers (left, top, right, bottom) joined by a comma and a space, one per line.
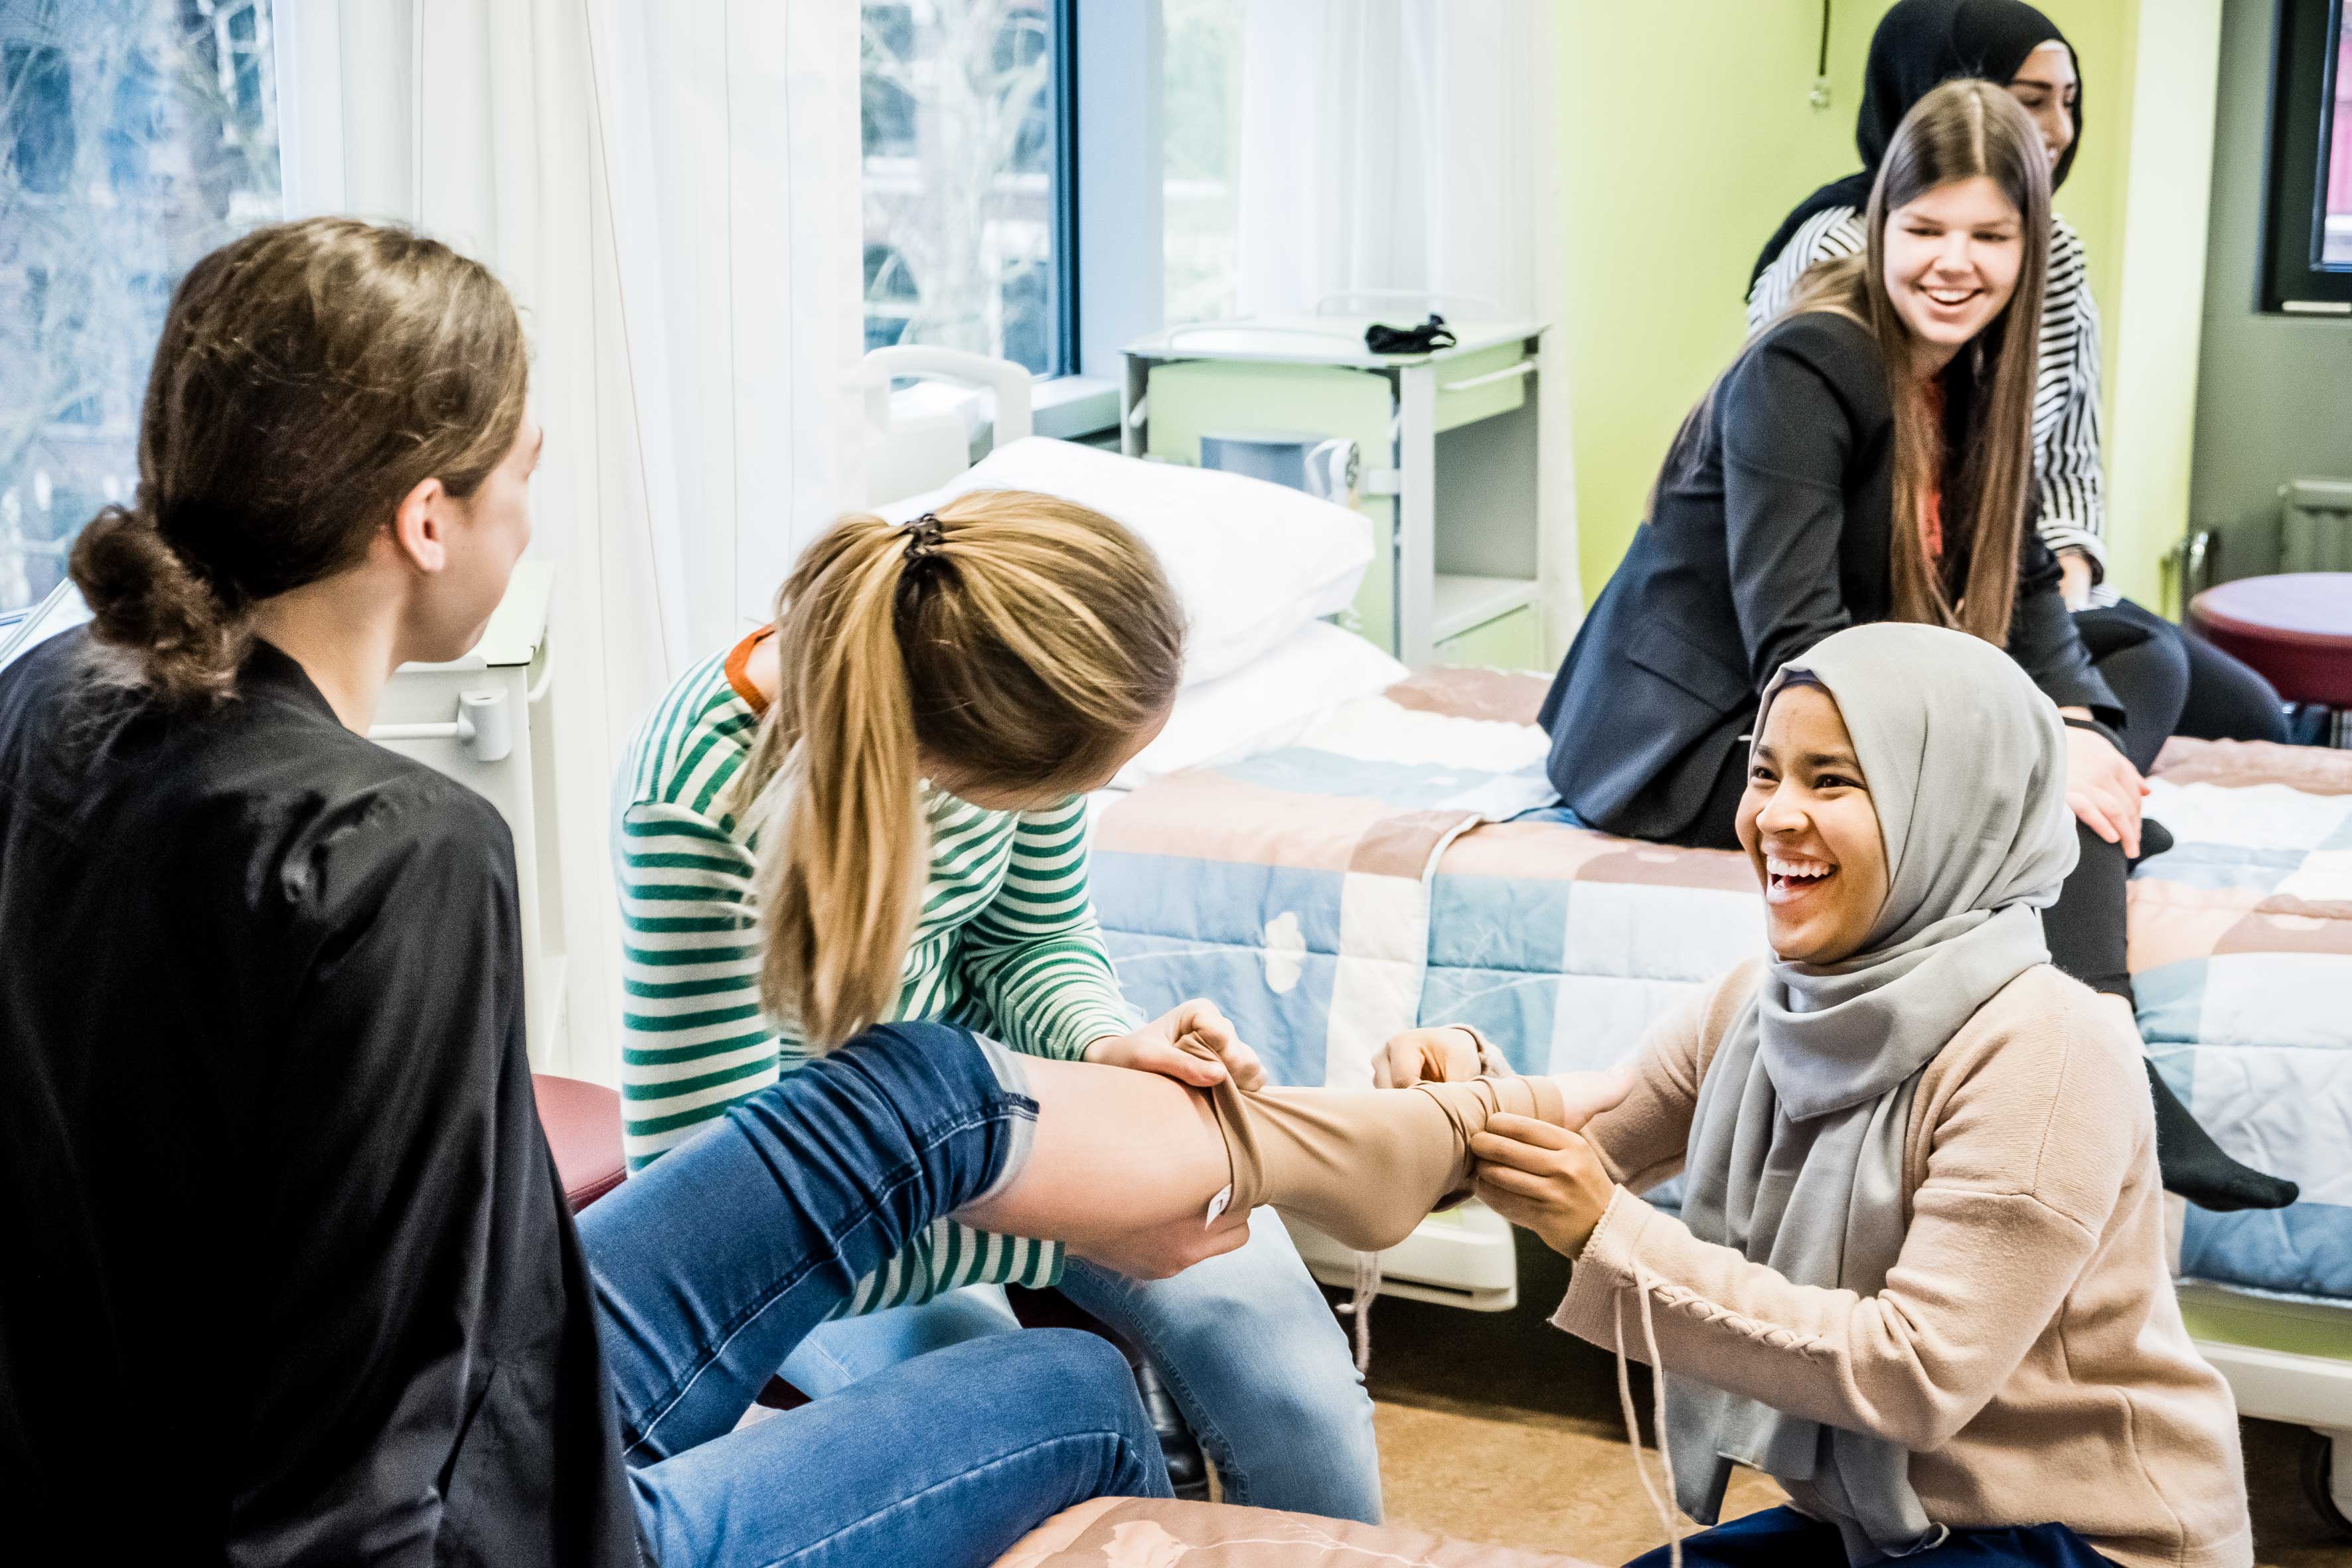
1089, 671, 2352, 1301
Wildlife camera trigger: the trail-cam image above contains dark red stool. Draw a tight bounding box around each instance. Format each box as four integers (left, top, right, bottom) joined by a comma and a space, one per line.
2188, 572, 2352, 745
529, 1072, 813, 1410
533, 1073, 628, 1210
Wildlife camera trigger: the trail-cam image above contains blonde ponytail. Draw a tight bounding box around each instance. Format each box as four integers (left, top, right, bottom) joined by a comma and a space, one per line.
744, 491, 1184, 1051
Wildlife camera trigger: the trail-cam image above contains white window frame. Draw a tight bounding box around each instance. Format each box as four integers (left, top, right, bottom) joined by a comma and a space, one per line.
1046, 0, 1164, 439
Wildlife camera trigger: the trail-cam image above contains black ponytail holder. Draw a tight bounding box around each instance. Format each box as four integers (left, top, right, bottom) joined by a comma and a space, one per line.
154, 501, 277, 608
902, 512, 947, 569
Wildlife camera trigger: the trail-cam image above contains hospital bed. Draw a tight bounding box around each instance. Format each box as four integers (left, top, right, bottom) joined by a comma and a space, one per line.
867, 346, 2352, 1534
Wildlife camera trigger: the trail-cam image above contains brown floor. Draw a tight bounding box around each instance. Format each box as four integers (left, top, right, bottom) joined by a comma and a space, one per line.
1347, 1230, 2352, 1567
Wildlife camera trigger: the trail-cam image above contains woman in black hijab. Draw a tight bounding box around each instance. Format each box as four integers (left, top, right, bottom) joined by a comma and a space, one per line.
1754, 0, 2082, 295
1750, 0, 2290, 764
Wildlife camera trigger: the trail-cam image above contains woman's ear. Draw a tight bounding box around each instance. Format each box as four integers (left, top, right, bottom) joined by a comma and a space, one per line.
388, 475, 452, 576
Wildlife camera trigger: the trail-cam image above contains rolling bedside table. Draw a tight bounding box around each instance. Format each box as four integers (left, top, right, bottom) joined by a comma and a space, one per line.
1122, 314, 1549, 668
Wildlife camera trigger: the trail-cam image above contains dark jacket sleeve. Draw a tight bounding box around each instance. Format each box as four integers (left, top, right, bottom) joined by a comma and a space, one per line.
227, 784, 524, 1566
1717, 330, 1860, 690
2007, 530, 2124, 723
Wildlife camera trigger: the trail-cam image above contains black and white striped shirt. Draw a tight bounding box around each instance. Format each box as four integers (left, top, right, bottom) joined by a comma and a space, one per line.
1747, 206, 2114, 603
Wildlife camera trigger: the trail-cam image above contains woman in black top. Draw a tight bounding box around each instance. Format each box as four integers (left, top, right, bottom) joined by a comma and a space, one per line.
1541, 83, 2294, 1213
1749, 0, 2288, 755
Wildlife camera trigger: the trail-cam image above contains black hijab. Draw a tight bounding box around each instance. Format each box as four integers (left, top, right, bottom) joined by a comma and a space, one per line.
1748, 0, 2081, 289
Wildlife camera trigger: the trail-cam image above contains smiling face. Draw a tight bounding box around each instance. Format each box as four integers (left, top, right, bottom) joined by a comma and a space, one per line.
2006, 40, 2078, 175
1881, 175, 2025, 373
1735, 683, 1893, 965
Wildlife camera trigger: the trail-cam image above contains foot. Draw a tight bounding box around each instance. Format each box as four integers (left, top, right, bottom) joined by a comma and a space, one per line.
2145, 1058, 2298, 1212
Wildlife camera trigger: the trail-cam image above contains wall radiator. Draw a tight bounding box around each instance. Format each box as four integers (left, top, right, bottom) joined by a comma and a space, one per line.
2282, 477, 2352, 572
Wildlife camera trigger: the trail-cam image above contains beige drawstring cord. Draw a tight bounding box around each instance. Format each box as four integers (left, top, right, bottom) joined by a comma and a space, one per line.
1612, 1261, 1683, 1568
1338, 1247, 1381, 1374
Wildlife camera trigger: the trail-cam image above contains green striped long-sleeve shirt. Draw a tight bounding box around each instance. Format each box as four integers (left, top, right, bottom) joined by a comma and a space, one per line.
612, 633, 1138, 1316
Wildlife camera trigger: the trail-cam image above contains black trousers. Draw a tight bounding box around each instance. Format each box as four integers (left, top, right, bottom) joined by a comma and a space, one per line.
2074, 597, 2290, 772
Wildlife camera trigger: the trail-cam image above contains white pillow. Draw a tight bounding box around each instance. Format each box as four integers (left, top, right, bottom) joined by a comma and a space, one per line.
879, 436, 1374, 688
1110, 620, 1407, 791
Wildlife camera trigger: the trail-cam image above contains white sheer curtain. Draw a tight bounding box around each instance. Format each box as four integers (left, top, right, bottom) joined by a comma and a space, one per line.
277, 0, 864, 1082
1233, 0, 1581, 647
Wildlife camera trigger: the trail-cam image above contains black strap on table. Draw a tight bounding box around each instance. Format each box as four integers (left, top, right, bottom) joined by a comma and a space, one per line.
1364, 314, 1456, 355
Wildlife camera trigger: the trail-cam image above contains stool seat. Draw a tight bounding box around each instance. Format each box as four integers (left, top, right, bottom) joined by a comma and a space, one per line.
2187, 572, 2352, 708
532, 1073, 627, 1211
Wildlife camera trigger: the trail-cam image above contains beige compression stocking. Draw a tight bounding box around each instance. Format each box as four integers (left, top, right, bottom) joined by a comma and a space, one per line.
1206, 1074, 1571, 1253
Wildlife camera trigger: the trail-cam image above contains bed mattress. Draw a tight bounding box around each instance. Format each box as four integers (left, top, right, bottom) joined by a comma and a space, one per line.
1089, 670, 2352, 1302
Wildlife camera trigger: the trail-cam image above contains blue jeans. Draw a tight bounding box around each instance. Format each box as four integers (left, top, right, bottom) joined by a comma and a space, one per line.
577, 1021, 1170, 1567
781, 1206, 1385, 1523
1624, 1506, 2119, 1568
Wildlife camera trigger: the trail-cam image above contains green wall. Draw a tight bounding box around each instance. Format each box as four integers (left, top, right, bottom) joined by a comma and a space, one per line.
2100, 0, 2227, 611
2188, 0, 2352, 577
1555, 0, 2148, 606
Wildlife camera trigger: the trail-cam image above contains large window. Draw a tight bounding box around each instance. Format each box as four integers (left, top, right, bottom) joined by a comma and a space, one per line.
860, 1, 1066, 374
1162, 0, 1243, 327
2261, 0, 2352, 311
0, 0, 281, 617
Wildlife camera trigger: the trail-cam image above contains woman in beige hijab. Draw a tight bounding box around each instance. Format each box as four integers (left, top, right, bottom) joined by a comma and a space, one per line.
1470, 623, 2250, 1568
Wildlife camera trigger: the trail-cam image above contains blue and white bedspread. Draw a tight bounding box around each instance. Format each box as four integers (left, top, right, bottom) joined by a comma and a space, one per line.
1089, 670, 2352, 1302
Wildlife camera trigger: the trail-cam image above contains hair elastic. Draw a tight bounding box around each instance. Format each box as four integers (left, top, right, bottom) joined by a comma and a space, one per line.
902, 512, 947, 568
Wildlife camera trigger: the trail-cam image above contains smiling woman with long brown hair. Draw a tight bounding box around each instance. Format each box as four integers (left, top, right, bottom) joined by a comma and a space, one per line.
1535, 78, 2294, 1216
1544, 79, 2078, 847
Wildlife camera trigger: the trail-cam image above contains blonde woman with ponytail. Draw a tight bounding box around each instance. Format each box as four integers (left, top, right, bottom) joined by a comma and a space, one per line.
619, 490, 1402, 1518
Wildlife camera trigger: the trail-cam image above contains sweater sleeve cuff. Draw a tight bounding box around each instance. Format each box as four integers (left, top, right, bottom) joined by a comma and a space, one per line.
1550, 1185, 1654, 1349
1044, 1000, 1137, 1061
2041, 524, 2107, 578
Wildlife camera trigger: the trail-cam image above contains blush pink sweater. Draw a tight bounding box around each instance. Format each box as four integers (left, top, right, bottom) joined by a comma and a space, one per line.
1554, 960, 2252, 1568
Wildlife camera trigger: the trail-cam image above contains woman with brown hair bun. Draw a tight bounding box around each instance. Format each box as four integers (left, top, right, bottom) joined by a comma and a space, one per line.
1537, 80, 2293, 1215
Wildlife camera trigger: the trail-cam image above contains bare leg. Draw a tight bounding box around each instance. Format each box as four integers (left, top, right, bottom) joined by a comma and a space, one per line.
957, 1056, 1239, 1275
